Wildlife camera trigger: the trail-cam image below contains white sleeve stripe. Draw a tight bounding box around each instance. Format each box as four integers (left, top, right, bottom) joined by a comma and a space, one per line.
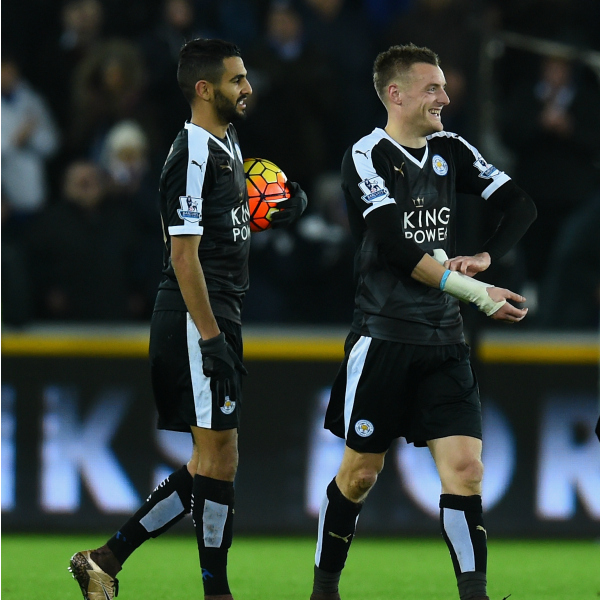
186, 127, 210, 199
482, 173, 511, 200
457, 134, 480, 160
352, 148, 376, 179
169, 224, 204, 236
351, 129, 386, 179
363, 197, 396, 216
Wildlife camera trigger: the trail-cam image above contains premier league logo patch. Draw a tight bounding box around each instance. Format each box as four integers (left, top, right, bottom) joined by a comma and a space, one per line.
177, 196, 201, 223
358, 177, 389, 205
355, 419, 374, 437
432, 154, 448, 176
220, 397, 236, 415
473, 156, 500, 179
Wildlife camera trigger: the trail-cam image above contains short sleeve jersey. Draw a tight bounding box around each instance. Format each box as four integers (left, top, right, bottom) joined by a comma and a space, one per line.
158, 122, 251, 323
342, 128, 511, 345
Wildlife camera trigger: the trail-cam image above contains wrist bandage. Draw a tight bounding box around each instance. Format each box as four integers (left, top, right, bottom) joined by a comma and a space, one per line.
440, 270, 506, 316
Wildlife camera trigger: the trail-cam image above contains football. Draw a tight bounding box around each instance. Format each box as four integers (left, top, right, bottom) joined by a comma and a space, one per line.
243, 158, 291, 232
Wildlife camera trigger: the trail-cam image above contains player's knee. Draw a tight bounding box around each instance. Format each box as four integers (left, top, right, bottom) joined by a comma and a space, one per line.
346, 469, 378, 501
195, 446, 238, 480
453, 456, 484, 490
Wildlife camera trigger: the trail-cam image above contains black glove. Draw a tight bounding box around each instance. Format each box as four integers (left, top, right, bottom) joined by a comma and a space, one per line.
198, 332, 248, 406
271, 180, 308, 228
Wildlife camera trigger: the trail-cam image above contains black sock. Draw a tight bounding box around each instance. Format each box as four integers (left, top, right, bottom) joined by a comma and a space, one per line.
313, 478, 363, 593
106, 465, 193, 565
440, 494, 488, 600
192, 475, 235, 596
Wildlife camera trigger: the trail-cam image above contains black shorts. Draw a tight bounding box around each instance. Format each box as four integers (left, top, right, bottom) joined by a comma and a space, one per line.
325, 333, 481, 452
149, 311, 243, 432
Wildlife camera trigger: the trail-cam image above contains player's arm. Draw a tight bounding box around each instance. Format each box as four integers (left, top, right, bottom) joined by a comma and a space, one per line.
447, 181, 537, 276
170, 234, 220, 340
165, 149, 245, 402
412, 252, 528, 322
164, 150, 220, 340
365, 205, 527, 322
170, 234, 246, 398
449, 138, 537, 276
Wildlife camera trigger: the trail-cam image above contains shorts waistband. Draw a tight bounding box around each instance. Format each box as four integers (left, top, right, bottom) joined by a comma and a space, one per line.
153, 289, 188, 312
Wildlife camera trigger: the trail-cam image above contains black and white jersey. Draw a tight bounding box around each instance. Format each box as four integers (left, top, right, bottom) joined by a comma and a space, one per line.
343, 127, 511, 344
157, 122, 251, 323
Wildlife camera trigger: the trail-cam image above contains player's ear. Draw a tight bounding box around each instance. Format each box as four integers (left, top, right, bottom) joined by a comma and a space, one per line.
195, 79, 212, 101
388, 83, 402, 106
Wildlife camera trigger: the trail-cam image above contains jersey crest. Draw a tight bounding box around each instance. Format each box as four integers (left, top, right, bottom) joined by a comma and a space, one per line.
432, 154, 448, 176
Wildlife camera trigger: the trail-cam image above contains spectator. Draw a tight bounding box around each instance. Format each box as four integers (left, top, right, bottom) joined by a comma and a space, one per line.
244, 173, 355, 324
206, 0, 260, 48
1, 196, 34, 327
361, 0, 411, 27
383, 0, 483, 141
299, 0, 381, 158
38, 0, 106, 130
99, 120, 153, 198
139, 0, 208, 152
497, 0, 598, 50
99, 120, 163, 317
68, 38, 158, 160
28, 160, 143, 321
1, 55, 60, 221
239, 1, 338, 186
536, 193, 600, 330
139, 0, 260, 153
291, 172, 355, 323
499, 54, 600, 285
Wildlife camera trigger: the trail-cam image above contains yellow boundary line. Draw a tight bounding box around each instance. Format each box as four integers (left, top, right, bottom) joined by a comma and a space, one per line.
0, 335, 344, 360
477, 340, 599, 364
2, 334, 598, 363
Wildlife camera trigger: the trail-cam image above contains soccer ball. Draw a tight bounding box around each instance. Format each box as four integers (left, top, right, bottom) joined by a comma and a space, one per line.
243, 158, 290, 232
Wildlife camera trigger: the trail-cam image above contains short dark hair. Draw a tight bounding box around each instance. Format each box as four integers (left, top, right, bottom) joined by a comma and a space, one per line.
177, 38, 242, 104
373, 43, 440, 104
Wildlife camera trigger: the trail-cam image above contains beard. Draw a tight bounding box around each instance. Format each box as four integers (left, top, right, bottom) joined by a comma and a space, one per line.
214, 88, 247, 124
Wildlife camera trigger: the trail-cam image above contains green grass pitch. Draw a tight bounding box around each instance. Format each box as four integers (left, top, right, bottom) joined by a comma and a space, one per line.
2, 534, 599, 599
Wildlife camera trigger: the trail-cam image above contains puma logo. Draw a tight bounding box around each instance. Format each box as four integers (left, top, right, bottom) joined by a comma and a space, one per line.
191, 160, 205, 171
394, 162, 405, 176
476, 525, 487, 538
354, 149, 370, 158
328, 531, 352, 543
219, 162, 232, 172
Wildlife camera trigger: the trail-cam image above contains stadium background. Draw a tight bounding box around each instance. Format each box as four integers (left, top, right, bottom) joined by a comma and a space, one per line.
2, 0, 599, 538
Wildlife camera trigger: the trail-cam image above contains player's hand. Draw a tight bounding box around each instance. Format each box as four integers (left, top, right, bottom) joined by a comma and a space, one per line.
198, 333, 248, 404
270, 181, 308, 228
445, 252, 491, 277
486, 287, 528, 323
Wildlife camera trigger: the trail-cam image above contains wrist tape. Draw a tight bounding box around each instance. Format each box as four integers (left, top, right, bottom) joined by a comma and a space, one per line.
440, 270, 506, 316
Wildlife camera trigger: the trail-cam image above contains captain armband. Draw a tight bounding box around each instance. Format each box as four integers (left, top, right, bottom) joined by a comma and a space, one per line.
439, 270, 506, 316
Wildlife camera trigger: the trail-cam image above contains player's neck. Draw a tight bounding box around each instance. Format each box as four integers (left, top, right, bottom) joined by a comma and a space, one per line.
384, 122, 426, 149
189, 110, 228, 139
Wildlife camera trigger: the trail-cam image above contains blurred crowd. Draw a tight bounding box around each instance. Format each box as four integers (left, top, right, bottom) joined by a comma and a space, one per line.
2, 0, 599, 329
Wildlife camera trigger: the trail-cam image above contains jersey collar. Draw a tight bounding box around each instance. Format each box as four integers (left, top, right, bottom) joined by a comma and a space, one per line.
185, 121, 235, 159
377, 127, 429, 169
